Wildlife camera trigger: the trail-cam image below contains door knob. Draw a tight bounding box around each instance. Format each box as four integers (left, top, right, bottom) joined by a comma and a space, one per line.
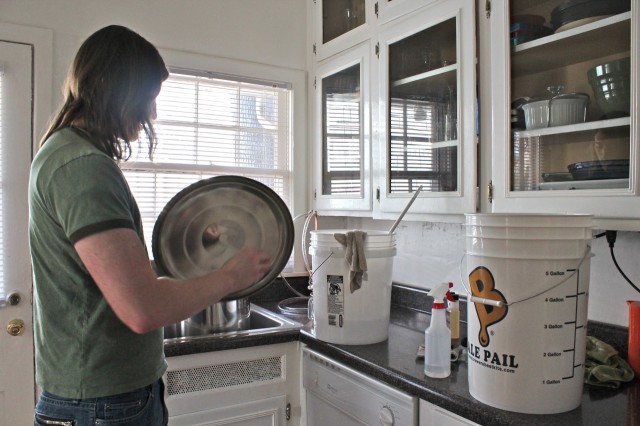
6, 319, 25, 336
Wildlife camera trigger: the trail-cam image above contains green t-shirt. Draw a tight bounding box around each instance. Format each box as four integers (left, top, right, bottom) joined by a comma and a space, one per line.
29, 127, 166, 399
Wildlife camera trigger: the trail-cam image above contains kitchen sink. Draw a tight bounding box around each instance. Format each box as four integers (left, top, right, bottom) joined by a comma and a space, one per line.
163, 304, 302, 340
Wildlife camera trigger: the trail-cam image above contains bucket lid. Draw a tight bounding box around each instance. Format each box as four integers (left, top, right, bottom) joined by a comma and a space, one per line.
464, 224, 593, 240
310, 230, 396, 248
310, 229, 395, 238
152, 176, 294, 300
465, 213, 593, 228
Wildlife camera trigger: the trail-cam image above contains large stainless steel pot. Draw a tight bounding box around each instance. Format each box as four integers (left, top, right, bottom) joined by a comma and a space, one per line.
152, 176, 294, 335
181, 297, 250, 335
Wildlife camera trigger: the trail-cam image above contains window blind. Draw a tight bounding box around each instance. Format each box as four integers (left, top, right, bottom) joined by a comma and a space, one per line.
323, 92, 361, 194
121, 70, 292, 265
388, 97, 456, 193
321, 63, 362, 196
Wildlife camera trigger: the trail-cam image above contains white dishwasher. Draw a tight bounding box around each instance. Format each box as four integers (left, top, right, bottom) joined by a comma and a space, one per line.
302, 347, 417, 426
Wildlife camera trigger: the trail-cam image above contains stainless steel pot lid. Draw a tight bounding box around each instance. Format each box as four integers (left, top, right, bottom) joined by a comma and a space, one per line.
152, 176, 294, 300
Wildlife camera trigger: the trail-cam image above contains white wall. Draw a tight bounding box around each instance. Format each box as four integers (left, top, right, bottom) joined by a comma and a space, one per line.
0, 0, 307, 109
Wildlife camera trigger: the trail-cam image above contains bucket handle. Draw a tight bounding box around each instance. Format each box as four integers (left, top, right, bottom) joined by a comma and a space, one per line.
305, 251, 335, 322
309, 251, 335, 280
300, 209, 337, 283
459, 245, 592, 307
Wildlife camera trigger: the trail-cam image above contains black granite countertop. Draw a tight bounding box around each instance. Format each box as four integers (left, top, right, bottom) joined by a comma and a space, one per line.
163, 327, 300, 357
164, 279, 639, 425
299, 306, 639, 426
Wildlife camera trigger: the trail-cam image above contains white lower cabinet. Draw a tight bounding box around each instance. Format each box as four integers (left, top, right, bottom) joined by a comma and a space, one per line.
164, 342, 301, 426
165, 342, 482, 426
169, 395, 286, 426
419, 399, 479, 426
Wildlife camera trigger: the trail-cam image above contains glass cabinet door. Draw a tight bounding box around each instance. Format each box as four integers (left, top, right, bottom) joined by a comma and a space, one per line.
488, 0, 639, 222
322, 0, 366, 43
510, 2, 632, 193
313, 43, 371, 211
388, 18, 458, 194
377, 0, 476, 214
314, 0, 372, 61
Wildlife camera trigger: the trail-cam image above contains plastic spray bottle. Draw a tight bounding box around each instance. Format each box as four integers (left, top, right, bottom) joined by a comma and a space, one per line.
424, 283, 451, 378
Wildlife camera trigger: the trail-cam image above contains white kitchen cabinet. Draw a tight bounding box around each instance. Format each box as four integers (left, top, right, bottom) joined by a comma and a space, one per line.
312, 42, 373, 212
169, 395, 286, 426
375, 0, 477, 215
310, 0, 477, 216
164, 342, 301, 426
419, 399, 479, 426
482, 0, 640, 229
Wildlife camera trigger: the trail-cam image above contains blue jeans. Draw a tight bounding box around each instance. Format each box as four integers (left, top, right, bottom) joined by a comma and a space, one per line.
34, 378, 168, 426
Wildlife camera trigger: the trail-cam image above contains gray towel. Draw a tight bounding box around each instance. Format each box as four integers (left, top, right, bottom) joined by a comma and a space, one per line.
334, 231, 367, 293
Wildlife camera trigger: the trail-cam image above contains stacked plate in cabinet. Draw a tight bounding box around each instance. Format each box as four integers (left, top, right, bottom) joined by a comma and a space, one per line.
551, 0, 631, 33
510, 14, 552, 46
568, 159, 629, 181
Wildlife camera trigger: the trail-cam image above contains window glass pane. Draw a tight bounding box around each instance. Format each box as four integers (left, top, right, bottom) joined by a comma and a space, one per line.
321, 63, 362, 195
389, 97, 457, 192
387, 17, 458, 194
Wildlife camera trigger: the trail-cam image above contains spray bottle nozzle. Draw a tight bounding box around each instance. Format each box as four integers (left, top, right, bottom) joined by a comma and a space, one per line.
428, 282, 452, 308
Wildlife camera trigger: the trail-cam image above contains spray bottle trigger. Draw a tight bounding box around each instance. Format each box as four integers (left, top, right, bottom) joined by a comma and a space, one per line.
445, 282, 455, 302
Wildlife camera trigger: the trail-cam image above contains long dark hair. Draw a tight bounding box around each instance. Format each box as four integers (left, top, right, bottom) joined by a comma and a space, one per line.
41, 25, 169, 160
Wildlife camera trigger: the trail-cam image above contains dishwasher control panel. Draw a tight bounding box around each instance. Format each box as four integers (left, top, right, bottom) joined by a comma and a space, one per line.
302, 347, 417, 426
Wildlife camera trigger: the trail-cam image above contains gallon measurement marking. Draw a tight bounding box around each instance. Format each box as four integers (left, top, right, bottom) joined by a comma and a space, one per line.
559, 267, 585, 381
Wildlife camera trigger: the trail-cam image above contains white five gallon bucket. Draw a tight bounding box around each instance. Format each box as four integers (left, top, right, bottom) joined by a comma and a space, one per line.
309, 230, 396, 345
463, 213, 592, 414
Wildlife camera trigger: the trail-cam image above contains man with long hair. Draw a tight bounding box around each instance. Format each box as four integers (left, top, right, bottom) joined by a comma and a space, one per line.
29, 25, 271, 425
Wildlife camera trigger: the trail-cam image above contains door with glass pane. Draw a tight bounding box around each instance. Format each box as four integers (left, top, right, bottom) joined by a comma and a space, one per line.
314, 0, 373, 61
376, 0, 476, 214
313, 42, 371, 212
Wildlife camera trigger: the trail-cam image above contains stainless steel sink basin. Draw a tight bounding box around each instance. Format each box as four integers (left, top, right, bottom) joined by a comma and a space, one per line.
163, 304, 302, 340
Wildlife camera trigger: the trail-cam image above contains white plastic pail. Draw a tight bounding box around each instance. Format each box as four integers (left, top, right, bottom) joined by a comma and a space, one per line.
464, 213, 592, 414
309, 230, 396, 345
